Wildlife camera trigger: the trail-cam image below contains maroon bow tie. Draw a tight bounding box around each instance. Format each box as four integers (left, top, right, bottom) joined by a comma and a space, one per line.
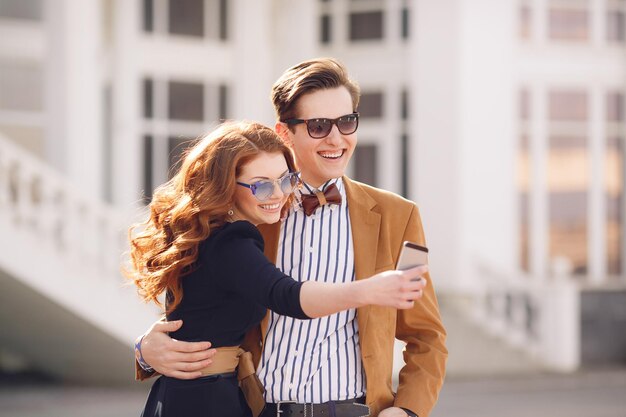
300, 183, 342, 216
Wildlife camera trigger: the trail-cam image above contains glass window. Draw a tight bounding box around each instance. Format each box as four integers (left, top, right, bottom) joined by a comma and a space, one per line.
401, 8, 409, 40
219, 0, 228, 40
168, 81, 204, 121
606, 92, 624, 276
548, 135, 588, 275
143, 135, 154, 203
143, 78, 154, 119
401, 89, 409, 120
606, 136, 623, 275
353, 144, 378, 186
168, 0, 204, 37
607, 9, 625, 42
548, 7, 589, 41
219, 84, 229, 120
143, 0, 154, 32
0, 61, 43, 112
0, 0, 42, 21
358, 92, 384, 118
168, 137, 196, 178
607, 92, 624, 122
549, 91, 587, 121
349, 11, 384, 41
401, 134, 409, 198
320, 14, 332, 44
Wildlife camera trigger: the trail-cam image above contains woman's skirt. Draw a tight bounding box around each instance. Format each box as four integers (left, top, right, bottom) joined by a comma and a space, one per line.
141, 372, 252, 417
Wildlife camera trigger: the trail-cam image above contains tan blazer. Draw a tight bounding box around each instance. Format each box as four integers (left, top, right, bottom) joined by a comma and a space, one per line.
137, 177, 447, 417
248, 177, 448, 417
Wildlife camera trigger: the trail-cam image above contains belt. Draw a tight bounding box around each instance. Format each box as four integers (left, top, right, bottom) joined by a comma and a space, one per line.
265, 397, 369, 417
198, 346, 243, 376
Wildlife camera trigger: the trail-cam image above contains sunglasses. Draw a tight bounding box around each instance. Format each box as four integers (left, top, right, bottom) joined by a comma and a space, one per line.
282, 112, 359, 139
236, 172, 300, 202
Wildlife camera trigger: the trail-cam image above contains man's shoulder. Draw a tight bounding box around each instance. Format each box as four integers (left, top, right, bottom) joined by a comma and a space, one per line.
344, 177, 416, 209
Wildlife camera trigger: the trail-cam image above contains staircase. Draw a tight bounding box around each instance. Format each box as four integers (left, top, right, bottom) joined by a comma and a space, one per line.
0, 135, 159, 385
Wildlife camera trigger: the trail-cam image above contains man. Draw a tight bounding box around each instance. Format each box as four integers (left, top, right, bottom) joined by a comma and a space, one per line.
135, 58, 447, 417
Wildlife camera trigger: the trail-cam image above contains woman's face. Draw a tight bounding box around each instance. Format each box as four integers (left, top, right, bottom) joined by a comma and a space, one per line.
232, 152, 291, 226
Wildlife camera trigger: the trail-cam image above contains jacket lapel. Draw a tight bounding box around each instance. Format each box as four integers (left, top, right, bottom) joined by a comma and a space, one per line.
343, 177, 380, 337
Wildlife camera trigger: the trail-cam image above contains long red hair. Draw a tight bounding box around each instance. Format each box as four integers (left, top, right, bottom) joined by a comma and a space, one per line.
126, 121, 297, 313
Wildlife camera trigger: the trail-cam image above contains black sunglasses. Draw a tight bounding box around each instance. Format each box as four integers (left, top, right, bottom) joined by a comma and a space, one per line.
282, 112, 359, 139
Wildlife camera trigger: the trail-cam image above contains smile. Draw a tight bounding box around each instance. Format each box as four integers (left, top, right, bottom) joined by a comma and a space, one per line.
260, 203, 281, 210
318, 150, 344, 159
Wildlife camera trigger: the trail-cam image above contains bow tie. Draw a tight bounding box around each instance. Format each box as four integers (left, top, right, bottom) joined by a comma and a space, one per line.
300, 183, 342, 216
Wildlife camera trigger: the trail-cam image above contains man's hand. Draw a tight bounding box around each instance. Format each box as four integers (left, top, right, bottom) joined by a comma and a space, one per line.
140, 319, 216, 379
379, 407, 411, 417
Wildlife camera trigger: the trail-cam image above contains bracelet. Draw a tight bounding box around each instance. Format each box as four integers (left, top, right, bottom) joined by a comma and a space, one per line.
134, 335, 154, 372
400, 407, 418, 417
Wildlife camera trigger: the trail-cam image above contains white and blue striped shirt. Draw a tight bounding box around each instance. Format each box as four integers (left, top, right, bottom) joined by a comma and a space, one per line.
257, 178, 366, 403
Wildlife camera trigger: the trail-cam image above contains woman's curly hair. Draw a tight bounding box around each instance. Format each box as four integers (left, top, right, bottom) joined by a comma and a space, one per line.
126, 121, 297, 313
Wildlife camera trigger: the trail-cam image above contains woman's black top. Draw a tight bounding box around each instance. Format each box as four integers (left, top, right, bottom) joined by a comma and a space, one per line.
167, 220, 309, 347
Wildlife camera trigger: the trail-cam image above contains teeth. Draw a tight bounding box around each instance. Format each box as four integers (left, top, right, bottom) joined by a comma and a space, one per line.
319, 150, 343, 159
260, 203, 280, 210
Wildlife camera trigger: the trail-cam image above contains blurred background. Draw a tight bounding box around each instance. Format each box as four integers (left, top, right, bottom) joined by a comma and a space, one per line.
0, 0, 625, 416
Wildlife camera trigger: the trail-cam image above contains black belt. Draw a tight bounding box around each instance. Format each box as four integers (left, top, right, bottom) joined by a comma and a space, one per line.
265, 397, 369, 417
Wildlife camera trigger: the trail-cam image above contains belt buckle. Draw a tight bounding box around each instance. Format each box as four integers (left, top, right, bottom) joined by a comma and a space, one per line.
276, 400, 296, 416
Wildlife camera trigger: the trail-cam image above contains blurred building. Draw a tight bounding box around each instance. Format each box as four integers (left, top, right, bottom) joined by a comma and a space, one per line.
0, 0, 624, 383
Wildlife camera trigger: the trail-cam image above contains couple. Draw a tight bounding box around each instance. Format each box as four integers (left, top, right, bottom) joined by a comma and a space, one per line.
128, 58, 447, 417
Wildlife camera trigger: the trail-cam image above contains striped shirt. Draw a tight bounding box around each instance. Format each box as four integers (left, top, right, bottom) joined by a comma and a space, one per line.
257, 177, 366, 403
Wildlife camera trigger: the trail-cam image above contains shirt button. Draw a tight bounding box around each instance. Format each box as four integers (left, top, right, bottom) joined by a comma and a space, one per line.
293, 350, 298, 356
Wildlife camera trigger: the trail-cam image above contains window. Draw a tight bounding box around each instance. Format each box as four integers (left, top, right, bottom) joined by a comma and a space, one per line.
143, 0, 227, 40
143, 135, 154, 202
518, 90, 532, 272
168, 137, 196, 178
401, 7, 409, 40
141, 77, 228, 203
143, 78, 154, 119
607, 8, 625, 42
320, 14, 332, 44
219, 84, 229, 120
219, 0, 228, 40
401, 134, 409, 198
606, 92, 624, 275
143, 0, 154, 32
353, 144, 378, 186
549, 91, 587, 121
547, 90, 589, 275
168, 81, 204, 121
548, 4, 589, 41
0, 0, 42, 21
168, 0, 204, 37
349, 11, 384, 41
358, 92, 384, 118
401, 89, 409, 120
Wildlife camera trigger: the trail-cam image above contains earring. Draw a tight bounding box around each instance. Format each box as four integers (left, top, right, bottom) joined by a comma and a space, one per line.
228, 209, 234, 216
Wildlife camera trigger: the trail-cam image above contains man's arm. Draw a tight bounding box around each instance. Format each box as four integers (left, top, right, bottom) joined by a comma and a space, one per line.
392, 205, 448, 417
134, 319, 216, 381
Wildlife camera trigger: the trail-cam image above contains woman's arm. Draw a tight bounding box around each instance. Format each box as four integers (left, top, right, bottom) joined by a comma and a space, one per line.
299, 266, 428, 318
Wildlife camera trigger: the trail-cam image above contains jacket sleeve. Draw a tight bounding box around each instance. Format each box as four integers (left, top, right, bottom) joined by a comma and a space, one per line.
393, 205, 448, 417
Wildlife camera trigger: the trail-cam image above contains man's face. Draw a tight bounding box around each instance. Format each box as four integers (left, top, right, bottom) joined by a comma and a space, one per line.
278, 87, 357, 188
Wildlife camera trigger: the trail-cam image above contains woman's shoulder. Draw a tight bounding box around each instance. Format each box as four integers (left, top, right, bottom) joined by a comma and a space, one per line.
207, 220, 264, 248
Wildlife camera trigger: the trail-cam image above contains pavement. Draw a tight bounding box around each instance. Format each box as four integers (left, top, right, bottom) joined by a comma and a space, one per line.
1, 368, 625, 417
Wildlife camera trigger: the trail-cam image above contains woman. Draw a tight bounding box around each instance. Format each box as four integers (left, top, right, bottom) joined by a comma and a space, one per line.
127, 121, 425, 417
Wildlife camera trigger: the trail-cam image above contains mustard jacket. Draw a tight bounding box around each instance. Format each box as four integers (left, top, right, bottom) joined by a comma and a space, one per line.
249, 177, 447, 417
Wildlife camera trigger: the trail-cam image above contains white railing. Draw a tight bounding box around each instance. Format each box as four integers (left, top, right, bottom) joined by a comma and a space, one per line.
471, 263, 580, 372
0, 136, 127, 279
